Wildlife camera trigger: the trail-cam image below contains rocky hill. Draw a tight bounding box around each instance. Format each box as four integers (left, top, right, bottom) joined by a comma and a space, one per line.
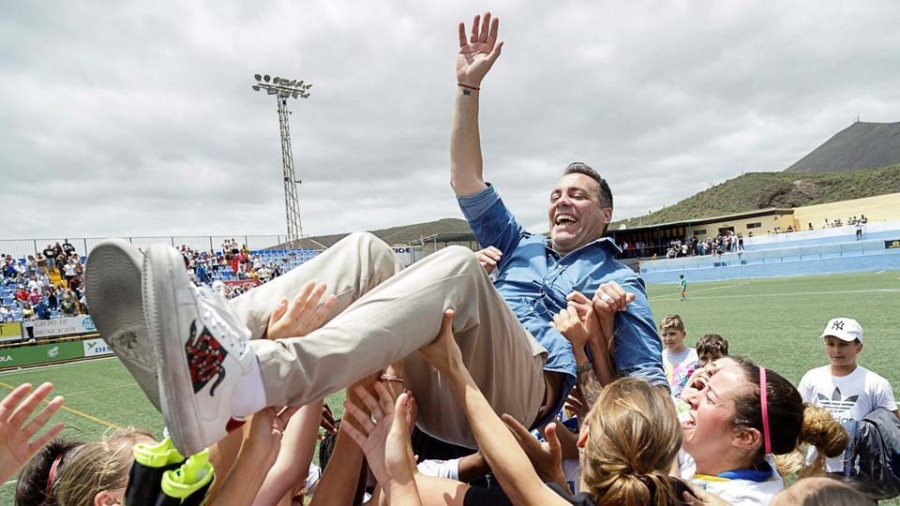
785, 121, 900, 173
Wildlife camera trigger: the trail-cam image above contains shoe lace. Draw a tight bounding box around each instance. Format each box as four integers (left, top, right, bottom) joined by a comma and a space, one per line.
193, 285, 249, 357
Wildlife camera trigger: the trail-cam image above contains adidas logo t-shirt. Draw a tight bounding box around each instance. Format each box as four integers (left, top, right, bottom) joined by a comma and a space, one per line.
798, 365, 897, 472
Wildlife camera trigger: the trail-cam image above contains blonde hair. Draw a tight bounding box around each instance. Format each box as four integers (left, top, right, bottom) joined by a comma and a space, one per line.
582, 378, 685, 505
55, 428, 153, 506
659, 314, 685, 333
775, 405, 849, 477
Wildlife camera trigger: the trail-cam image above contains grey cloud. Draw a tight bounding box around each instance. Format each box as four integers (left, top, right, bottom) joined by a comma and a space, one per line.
3, 1, 900, 241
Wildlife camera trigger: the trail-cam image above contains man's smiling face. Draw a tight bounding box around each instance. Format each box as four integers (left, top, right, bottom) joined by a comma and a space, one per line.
548, 173, 612, 255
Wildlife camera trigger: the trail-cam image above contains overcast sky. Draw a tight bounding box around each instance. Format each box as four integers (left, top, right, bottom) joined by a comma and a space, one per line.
4, 1, 900, 241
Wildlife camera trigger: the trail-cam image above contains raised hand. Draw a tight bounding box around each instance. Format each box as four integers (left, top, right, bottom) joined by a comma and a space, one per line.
500, 415, 568, 490
0, 383, 64, 483
267, 281, 337, 340
551, 306, 590, 351
244, 406, 299, 469
457, 12, 504, 88
342, 383, 419, 497
474, 246, 502, 274
418, 309, 464, 376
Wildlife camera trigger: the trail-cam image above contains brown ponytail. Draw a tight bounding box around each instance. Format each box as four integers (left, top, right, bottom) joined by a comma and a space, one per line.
732, 364, 848, 475
582, 378, 687, 505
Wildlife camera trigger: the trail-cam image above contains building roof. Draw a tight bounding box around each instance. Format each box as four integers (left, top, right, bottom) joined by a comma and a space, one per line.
611, 208, 794, 234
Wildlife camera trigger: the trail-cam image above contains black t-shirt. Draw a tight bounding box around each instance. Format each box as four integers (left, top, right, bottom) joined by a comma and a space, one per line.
43, 248, 55, 258
546, 482, 596, 505
62, 243, 76, 255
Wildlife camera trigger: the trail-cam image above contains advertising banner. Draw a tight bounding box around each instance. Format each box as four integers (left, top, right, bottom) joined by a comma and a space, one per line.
22, 315, 96, 339
0, 322, 23, 343
82, 338, 113, 357
0, 341, 84, 369
885, 239, 900, 249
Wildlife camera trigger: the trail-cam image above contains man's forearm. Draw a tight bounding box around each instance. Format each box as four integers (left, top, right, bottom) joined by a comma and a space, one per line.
574, 347, 604, 409
450, 88, 488, 197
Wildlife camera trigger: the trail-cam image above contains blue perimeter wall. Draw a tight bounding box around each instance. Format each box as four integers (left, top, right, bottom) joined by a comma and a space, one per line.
642, 247, 900, 284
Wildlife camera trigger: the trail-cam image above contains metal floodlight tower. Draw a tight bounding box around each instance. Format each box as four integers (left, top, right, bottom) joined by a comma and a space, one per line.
252, 73, 313, 248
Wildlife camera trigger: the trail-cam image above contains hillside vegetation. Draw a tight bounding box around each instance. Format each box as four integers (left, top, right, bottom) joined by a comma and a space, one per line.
613, 165, 900, 229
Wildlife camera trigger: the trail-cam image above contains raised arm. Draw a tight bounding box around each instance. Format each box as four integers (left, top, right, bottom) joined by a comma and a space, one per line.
420, 311, 567, 506
450, 12, 503, 197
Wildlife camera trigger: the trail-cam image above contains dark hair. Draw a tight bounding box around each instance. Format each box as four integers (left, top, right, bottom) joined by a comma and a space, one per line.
564, 162, 613, 209
732, 363, 847, 463
696, 334, 729, 357
319, 419, 341, 470
16, 439, 83, 506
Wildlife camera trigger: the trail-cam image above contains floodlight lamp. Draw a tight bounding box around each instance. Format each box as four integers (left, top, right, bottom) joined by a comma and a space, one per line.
264, 75, 271, 82
267, 88, 277, 95
273, 77, 281, 84
292, 91, 299, 99
254, 74, 262, 81
252, 85, 261, 91
305, 83, 313, 89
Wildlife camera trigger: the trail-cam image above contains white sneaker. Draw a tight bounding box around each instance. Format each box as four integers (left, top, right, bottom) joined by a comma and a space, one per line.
85, 239, 160, 411
143, 244, 256, 455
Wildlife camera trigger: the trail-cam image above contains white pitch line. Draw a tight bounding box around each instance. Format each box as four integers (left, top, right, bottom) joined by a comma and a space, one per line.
670, 288, 900, 301
0, 356, 118, 376
650, 282, 750, 300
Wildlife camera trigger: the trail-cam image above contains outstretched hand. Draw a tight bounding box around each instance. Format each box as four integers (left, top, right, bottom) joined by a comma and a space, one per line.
267, 281, 337, 340
419, 309, 464, 376
0, 383, 64, 483
342, 383, 419, 494
501, 415, 566, 488
457, 12, 504, 88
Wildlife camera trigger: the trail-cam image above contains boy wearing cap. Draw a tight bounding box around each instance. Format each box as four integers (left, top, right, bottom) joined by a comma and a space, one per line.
798, 317, 898, 473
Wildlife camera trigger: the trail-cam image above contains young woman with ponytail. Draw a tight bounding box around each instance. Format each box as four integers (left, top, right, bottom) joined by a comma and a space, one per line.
679, 361, 848, 505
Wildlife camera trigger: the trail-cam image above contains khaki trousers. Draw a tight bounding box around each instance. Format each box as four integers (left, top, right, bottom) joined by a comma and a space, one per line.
233, 232, 546, 448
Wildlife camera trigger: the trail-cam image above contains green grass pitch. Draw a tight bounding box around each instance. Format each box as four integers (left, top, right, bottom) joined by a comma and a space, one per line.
1, 270, 898, 503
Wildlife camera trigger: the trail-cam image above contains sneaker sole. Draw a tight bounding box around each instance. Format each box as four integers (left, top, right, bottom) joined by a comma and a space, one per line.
85, 239, 160, 411
144, 244, 205, 455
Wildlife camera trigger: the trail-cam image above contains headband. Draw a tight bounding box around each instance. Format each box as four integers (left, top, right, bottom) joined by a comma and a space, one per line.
759, 367, 772, 454
45, 453, 64, 500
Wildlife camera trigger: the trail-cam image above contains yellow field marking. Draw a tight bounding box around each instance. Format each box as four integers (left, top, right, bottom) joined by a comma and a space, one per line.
0, 380, 122, 430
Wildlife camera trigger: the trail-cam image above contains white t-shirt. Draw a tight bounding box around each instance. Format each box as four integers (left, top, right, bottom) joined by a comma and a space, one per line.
681, 451, 784, 506
798, 364, 898, 472
663, 347, 699, 395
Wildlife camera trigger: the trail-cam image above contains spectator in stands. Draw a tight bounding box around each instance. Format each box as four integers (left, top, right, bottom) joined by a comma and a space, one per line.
798, 318, 898, 474
62, 259, 77, 287
43, 244, 57, 273
55, 249, 67, 277
28, 287, 42, 306
15, 285, 29, 308
61, 239, 76, 257
35, 299, 50, 320
35, 252, 47, 276
696, 333, 729, 367
60, 291, 77, 316
46, 285, 58, 311
0, 306, 12, 323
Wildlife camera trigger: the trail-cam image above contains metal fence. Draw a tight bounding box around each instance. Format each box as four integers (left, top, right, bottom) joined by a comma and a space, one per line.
0, 235, 289, 259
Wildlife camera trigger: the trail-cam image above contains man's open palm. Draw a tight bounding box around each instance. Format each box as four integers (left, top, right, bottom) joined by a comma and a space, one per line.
457, 12, 503, 88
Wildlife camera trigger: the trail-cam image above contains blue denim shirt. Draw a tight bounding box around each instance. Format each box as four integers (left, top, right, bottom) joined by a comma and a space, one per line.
458, 185, 666, 424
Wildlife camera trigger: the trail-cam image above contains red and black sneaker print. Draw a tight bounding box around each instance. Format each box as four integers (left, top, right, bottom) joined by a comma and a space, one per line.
185, 321, 229, 396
